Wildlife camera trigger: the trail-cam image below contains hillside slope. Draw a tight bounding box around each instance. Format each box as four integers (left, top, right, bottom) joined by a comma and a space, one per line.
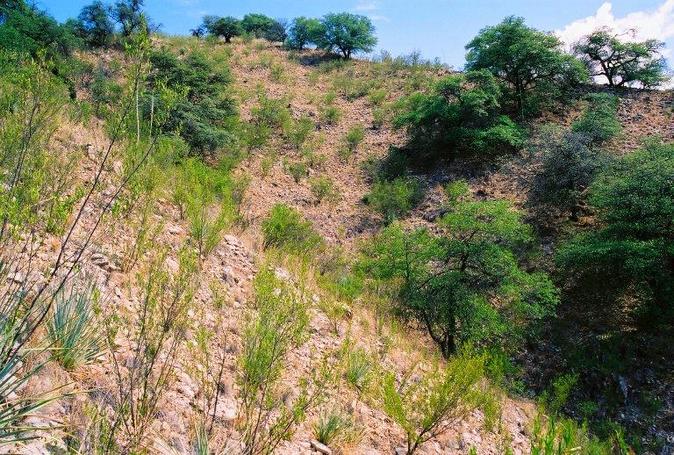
8, 36, 674, 455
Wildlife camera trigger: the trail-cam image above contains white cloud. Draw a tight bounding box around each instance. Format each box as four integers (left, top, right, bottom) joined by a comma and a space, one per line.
355, 1, 379, 12
354, 1, 389, 22
556, 0, 674, 57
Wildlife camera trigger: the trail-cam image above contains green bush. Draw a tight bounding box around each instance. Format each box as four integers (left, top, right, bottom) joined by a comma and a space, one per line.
465, 16, 587, 116
380, 354, 485, 454
528, 129, 609, 222
262, 204, 323, 253
361, 191, 559, 357
238, 267, 314, 454
148, 49, 238, 155
365, 177, 424, 223
572, 93, 621, 144
394, 70, 525, 162
556, 140, 674, 322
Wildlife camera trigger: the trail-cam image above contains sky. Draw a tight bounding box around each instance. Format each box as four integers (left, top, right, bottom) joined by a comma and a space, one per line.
41, 0, 674, 70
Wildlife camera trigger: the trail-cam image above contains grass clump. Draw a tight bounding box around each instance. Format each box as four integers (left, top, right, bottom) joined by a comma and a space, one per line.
365, 177, 424, 223
345, 124, 365, 151
309, 176, 338, 203
313, 410, 361, 448
262, 203, 323, 253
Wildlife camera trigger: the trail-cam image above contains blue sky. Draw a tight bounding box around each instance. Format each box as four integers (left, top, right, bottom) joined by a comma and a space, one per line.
42, 0, 674, 69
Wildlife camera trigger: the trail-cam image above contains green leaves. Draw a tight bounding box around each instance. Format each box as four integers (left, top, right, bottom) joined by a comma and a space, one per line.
318, 13, 377, 59
380, 354, 485, 454
262, 204, 323, 254
466, 16, 587, 116
394, 70, 525, 161
557, 140, 674, 318
362, 192, 558, 357
572, 29, 668, 88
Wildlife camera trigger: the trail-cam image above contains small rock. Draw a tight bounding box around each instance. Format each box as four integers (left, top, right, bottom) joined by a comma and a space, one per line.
394, 448, 407, 455
310, 440, 332, 455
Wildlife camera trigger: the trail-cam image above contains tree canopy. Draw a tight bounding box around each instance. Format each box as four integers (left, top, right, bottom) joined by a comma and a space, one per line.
393, 70, 525, 162
285, 16, 323, 50
465, 16, 587, 116
361, 188, 558, 357
572, 28, 669, 88
318, 13, 377, 59
202, 15, 242, 43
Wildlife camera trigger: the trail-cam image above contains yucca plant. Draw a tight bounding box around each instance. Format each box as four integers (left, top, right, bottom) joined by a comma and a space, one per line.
47, 281, 103, 371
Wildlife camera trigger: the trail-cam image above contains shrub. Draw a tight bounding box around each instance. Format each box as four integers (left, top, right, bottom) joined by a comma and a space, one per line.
394, 70, 525, 162
528, 129, 608, 222
365, 177, 424, 223
466, 16, 587, 116
148, 49, 237, 155
251, 93, 292, 130
317, 13, 377, 59
572, 93, 621, 144
309, 176, 338, 203
556, 140, 674, 323
48, 281, 103, 370
361, 191, 559, 358
262, 204, 323, 253
380, 354, 485, 454
173, 158, 238, 257
238, 267, 321, 454
286, 115, 314, 148
573, 29, 668, 88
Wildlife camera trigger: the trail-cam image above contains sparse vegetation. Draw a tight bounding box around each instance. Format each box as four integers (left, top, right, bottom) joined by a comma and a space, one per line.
262, 203, 323, 253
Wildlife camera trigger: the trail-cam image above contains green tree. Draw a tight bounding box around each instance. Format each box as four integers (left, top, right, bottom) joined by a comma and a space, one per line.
572, 28, 668, 88
318, 13, 377, 59
203, 15, 242, 43
361, 189, 558, 358
393, 70, 525, 161
285, 16, 323, 50
76, 0, 114, 48
112, 0, 145, 37
557, 140, 674, 322
239, 13, 286, 42
0, 1, 80, 59
465, 16, 587, 116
